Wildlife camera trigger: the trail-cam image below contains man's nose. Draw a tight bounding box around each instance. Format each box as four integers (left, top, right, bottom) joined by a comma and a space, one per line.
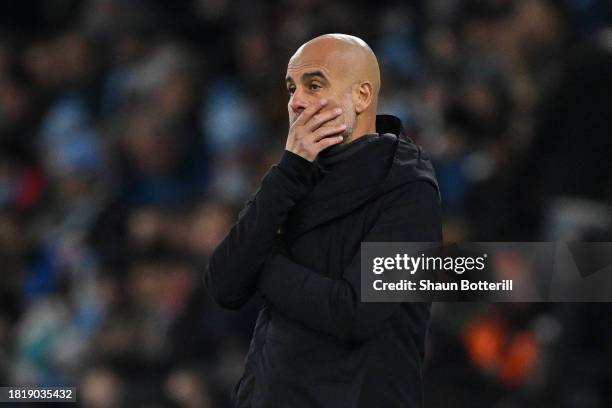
289, 88, 308, 114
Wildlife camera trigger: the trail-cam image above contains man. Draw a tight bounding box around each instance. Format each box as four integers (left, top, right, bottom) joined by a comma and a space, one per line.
204, 34, 442, 408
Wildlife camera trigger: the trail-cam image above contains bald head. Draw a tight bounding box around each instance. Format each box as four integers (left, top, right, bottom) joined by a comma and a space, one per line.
290, 34, 380, 101
286, 34, 381, 143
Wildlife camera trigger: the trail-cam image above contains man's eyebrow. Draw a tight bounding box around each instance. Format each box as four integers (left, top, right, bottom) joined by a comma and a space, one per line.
285, 70, 328, 83
301, 70, 328, 82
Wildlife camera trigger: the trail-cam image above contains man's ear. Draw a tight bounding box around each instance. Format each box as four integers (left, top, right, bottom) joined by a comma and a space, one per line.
353, 81, 374, 114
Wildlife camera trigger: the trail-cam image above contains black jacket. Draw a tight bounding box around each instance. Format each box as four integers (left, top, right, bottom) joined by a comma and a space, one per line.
205, 115, 442, 407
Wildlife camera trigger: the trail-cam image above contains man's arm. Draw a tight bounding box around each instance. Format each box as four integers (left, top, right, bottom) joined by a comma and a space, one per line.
258, 180, 442, 341
204, 151, 317, 309
204, 99, 346, 310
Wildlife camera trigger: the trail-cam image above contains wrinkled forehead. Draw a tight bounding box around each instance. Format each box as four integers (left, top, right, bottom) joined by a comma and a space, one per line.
286, 45, 350, 81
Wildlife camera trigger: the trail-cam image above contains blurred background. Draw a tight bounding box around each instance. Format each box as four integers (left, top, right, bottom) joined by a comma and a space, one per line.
1, 0, 612, 407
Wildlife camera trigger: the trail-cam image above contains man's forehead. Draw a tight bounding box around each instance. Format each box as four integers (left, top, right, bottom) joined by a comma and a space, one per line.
286, 60, 330, 79
286, 49, 346, 79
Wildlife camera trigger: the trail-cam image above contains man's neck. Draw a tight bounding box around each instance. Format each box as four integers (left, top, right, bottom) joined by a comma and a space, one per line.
344, 116, 376, 144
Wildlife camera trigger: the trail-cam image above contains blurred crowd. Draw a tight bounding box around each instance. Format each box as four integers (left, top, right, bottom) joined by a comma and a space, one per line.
1, 0, 611, 407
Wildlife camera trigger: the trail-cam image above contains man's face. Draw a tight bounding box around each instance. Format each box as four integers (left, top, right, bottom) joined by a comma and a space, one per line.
285, 49, 356, 141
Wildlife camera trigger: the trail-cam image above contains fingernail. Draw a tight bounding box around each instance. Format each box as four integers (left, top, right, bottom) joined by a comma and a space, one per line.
320, 99, 328, 105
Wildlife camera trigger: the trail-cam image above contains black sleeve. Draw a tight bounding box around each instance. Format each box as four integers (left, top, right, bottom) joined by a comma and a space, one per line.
204, 151, 317, 309
258, 180, 442, 342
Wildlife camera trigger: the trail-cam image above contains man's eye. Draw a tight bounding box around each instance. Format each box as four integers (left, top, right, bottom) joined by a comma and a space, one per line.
309, 83, 321, 91
288, 87, 296, 95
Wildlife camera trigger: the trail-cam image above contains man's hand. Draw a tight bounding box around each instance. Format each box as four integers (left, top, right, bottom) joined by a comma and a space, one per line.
286, 99, 346, 162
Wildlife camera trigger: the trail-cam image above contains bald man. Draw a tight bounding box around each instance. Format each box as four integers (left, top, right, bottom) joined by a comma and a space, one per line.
205, 34, 442, 408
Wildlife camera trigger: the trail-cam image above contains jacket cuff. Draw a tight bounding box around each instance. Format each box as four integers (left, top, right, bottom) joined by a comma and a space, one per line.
277, 150, 318, 190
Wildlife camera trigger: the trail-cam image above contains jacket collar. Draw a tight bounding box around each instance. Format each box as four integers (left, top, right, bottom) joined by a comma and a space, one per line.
284, 114, 439, 241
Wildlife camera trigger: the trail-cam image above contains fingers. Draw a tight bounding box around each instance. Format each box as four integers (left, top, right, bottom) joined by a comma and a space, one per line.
306, 107, 343, 131
286, 98, 346, 161
315, 135, 344, 151
293, 98, 328, 127
312, 123, 347, 142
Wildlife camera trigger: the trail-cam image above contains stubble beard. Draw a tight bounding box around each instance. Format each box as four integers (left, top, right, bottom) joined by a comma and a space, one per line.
339, 111, 356, 144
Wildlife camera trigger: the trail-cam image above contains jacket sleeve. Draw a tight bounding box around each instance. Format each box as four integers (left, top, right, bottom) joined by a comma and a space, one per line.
204, 151, 317, 310
257, 180, 442, 342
